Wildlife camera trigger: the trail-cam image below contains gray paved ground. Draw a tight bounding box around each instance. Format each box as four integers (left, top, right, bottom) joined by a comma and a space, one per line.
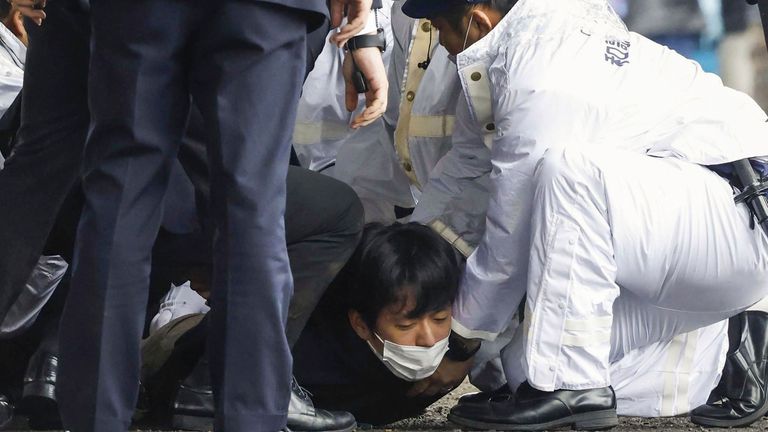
6, 381, 768, 431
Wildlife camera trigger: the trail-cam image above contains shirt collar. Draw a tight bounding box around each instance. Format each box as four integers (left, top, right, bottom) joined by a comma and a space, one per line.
456, 0, 627, 69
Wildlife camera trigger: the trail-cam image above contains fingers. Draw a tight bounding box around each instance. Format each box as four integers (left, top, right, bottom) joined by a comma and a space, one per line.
347, 47, 387, 128
406, 379, 432, 398
350, 86, 385, 128
329, 0, 373, 47
407, 378, 456, 398
330, 14, 366, 47
345, 79, 359, 113
10, 0, 46, 25
342, 54, 360, 112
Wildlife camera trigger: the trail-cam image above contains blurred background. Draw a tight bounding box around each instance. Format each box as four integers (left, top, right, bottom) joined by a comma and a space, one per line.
610, 0, 768, 110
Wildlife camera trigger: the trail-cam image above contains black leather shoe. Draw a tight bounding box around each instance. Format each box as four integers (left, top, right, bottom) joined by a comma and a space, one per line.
0, 395, 12, 430
20, 351, 61, 430
288, 378, 356, 432
171, 364, 356, 432
456, 383, 513, 409
448, 381, 618, 431
691, 311, 768, 428
171, 360, 214, 431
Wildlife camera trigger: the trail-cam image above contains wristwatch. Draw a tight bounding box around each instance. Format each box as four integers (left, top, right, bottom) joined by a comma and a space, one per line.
346, 28, 387, 53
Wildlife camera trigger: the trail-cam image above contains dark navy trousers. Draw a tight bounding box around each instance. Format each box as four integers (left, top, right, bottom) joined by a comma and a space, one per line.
57, 2, 309, 431
0, 0, 90, 320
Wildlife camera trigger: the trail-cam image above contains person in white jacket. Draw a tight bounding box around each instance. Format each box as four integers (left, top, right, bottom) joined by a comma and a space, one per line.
295, 2, 470, 223
401, 0, 768, 429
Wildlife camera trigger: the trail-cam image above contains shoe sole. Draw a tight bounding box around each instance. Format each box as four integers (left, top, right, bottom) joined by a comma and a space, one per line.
690, 395, 768, 428
174, 414, 357, 432
448, 409, 618, 431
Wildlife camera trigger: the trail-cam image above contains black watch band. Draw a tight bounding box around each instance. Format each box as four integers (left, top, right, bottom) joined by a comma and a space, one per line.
346, 28, 386, 52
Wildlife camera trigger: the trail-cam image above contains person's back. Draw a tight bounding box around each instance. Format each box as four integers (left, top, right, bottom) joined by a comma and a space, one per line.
471, 0, 766, 170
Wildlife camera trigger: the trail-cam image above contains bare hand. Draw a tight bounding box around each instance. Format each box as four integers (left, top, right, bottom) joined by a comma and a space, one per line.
406, 357, 473, 398
342, 46, 388, 129
329, 0, 373, 47
9, 0, 46, 26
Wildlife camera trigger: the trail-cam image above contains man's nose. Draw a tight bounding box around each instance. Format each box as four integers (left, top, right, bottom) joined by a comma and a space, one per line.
415, 321, 438, 347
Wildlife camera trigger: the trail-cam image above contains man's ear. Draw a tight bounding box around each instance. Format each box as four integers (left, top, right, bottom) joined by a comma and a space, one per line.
471, 6, 501, 39
348, 310, 373, 341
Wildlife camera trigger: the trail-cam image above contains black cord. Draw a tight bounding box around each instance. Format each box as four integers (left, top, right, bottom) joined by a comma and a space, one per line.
418, 22, 432, 70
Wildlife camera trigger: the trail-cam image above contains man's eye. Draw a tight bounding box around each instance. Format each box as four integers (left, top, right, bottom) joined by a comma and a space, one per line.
433, 316, 449, 322
396, 323, 416, 330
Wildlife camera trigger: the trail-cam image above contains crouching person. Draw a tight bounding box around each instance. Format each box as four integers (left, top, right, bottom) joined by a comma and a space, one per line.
399, 0, 768, 429
292, 222, 473, 425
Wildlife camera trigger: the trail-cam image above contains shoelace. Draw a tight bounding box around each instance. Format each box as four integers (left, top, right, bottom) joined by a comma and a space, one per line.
291, 378, 314, 407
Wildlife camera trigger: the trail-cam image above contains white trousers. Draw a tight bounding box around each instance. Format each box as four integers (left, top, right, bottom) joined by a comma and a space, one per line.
521, 147, 768, 392
482, 318, 728, 417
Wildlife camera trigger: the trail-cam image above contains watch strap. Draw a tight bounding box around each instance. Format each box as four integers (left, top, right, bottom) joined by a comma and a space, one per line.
346, 28, 386, 52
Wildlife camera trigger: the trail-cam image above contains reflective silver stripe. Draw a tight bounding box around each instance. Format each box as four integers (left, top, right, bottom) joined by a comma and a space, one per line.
560, 316, 613, 347
394, 19, 436, 187
452, 316, 502, 342
560, 330, 612, 347
428, 219, 475, 258
563, 317, 613, 331
660, 335, 685, 416
460, 63, 495, 149
408, 115, 456, 138
676, 332, 699, 415
292, 122, 349, 146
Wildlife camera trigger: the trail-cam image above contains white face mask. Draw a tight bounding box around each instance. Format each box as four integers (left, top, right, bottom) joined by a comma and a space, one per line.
367, 333, 450, 381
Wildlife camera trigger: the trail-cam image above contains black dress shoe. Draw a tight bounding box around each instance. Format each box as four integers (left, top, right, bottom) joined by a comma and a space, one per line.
456, 383, 513, 409
20, 350, 61, 430
0, 395, 12, 430
448, 381, 618, 431
171, 360, 214, 431
288, 378, 356, 432
691, 311, 768, 428
170, 363, 356, 432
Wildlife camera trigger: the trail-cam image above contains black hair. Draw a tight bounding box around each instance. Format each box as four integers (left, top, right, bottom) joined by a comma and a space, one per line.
0, 3, 11, 21
441, 0, 518, 32
345, 222, 462, 329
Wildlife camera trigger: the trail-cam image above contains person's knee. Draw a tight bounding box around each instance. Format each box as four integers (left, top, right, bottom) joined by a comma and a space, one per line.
532, 147, 597, 193
334, 181, 365, 240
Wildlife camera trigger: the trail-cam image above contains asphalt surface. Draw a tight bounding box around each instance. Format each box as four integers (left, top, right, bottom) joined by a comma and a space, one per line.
4, 381, 765, 431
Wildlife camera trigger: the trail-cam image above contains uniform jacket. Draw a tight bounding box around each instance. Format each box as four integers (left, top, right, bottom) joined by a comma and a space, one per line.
384, 6, 462, 197
295, 3, 466, 217
293, 1, 416, 212
438, 0, 768, 340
